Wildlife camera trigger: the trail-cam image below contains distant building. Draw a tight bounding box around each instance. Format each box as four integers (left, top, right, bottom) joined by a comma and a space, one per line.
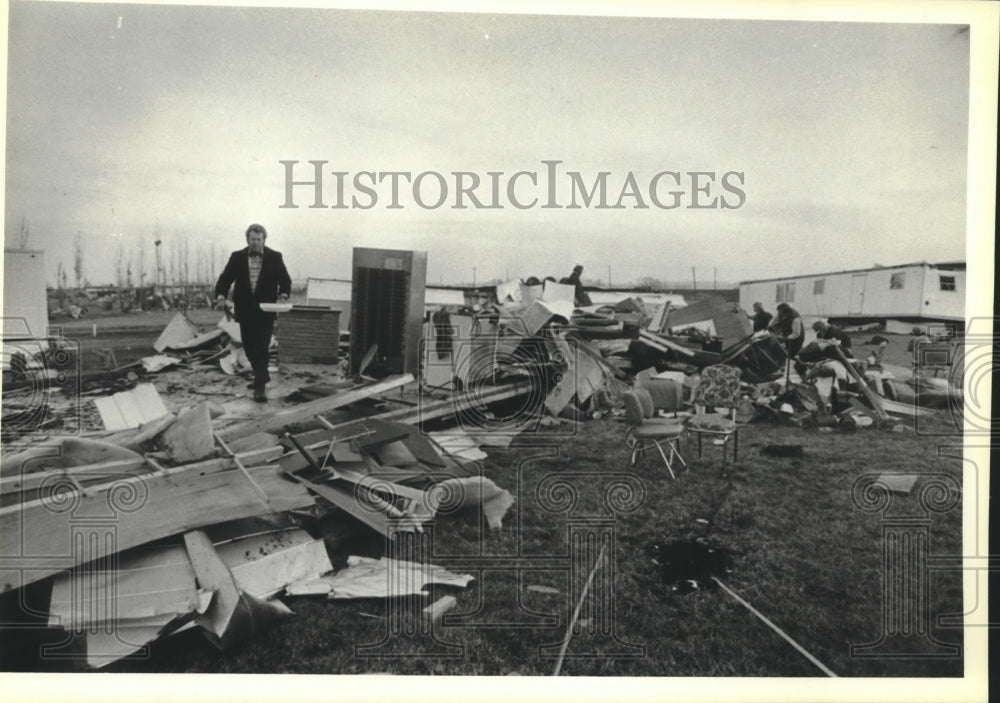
3, 249, 48, 340
305, 277, 475, 324
739, 261, 964, 327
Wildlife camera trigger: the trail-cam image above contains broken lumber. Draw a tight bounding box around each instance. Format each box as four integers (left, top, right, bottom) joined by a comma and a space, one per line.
184, 530, 293, 650
0, 437, 145, 479
215, 433, 275, 511
423, 595, 457, 623
281, 470, 393, 536
322, 381, 534, 431
833, 346, 890, 421
0, 446, 281, 503
216, 374, 415, 442
638, 330, 696, 357
1, 458, 308, 591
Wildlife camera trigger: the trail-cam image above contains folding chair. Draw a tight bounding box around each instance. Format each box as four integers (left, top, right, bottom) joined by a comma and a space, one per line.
685, 364, 741, 463
622, 390, 686, 478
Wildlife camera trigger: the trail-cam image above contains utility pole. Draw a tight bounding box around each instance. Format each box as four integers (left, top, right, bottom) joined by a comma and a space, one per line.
691, 267, 697, 291
154, 237, 163, 292
608, 265, 611, 289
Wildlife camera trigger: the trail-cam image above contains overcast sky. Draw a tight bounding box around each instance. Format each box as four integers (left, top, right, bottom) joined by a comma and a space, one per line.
4, 3, 972, 288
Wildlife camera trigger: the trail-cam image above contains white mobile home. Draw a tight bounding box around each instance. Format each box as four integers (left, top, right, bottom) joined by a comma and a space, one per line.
739, 261, 965, 325
305, 277, 471, 317
3, 249, 48, 340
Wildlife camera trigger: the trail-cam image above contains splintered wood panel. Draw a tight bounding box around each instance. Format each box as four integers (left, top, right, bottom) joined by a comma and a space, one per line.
0, 466, 313, 591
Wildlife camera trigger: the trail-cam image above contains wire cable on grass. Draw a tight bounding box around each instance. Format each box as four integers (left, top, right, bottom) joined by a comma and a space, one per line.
711, 576, 838, 677
552, 544, 607, 676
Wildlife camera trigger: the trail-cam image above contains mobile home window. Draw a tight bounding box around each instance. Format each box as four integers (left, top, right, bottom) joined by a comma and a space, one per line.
813, 279, 825, 295
890, 272, 906, 289
775, 282, 795, 303
939, 275, 956, 291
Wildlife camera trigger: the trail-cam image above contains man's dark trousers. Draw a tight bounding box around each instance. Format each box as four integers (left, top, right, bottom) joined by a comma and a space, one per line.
240, 311, 275, 388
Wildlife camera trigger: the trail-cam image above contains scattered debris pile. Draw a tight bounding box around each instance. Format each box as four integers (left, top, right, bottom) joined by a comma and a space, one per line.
0, 271, 965, 670
0, 373, 515, 669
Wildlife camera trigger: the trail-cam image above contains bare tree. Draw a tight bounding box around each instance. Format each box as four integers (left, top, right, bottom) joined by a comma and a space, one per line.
136, 234, 147, 289
182, 235, 190, 292
73, 233, 84, 290
16, 215, 31, 248
56, 262, 64, 290
114, 244, 125, 289
168, 237, 177, 289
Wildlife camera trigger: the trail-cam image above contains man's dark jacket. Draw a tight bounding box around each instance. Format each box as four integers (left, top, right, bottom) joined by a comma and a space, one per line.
214, 247, 292, 322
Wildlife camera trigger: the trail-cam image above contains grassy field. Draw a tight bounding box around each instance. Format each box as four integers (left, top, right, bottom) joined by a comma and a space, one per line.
6, 315, 966, 675
101, 411, 964, 677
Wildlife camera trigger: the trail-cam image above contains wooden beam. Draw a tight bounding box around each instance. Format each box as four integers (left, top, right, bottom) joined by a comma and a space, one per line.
215, 434, 275, 511
0, 446, 282, 504
834, 346, 890, 421
324, 381, 534, 430
877, 396, 934, 418
216, 374, 415, 441
638, 330, 697, 357
282, 470, 392, 536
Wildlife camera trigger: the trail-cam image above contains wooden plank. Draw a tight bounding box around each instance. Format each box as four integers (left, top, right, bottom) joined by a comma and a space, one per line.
327, 381, 533, 430
334, 467, 435, 521
0, 446, 282, 505
834, 346, 890, 421
638, 330, 697, 357
1, 463, 312, 591
877, 396, 934, 418
282, 470, 392, 536
216, 374, 415, 441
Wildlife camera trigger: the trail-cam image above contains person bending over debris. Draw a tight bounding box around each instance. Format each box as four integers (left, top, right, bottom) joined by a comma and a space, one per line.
215, 223, 292, 402
768, 303, 805, 358
560, 264, 592, 307
812, 320, 853, 356
751, 302, 773, 332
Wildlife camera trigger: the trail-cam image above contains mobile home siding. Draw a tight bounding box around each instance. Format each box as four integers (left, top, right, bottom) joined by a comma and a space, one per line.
739, 263, 963, 321
919, 269, 964, 320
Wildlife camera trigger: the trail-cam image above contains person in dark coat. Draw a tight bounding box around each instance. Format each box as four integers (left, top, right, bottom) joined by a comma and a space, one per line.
560, 264, 592, 307
215, 224, 292, 401
812, 320, 853, 356
751, 302, 773, 332
768, 302, 805, 357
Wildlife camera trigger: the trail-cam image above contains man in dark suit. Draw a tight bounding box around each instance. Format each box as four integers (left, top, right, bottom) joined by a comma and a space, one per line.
215, 224, 291, 401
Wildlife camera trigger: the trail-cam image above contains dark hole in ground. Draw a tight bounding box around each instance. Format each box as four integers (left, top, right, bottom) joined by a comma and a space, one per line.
646, 539, 734, 595
761, 444, 804, 458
